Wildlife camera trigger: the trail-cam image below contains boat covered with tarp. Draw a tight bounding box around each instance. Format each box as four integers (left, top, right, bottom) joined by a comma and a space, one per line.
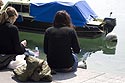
1, 0, 116, 38
29, 0, 97, 27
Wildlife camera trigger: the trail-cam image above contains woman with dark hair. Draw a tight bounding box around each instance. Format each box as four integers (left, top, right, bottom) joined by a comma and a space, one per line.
44, 10, 80, 73
0, 6, 26, 69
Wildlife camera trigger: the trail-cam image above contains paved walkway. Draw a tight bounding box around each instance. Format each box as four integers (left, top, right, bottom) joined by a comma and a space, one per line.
0, 68, 125, 83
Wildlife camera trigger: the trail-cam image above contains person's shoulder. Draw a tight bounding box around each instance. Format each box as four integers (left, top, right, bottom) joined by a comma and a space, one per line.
7, 23, 18, 31
64, 27, 75, 32
46, 27, 54, 31
47, 26, 54, 29
64, 27, 77, 35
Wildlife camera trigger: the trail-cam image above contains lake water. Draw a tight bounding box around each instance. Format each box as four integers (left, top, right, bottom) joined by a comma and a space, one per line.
14, 0, 125, 76
84, 0, 125, 76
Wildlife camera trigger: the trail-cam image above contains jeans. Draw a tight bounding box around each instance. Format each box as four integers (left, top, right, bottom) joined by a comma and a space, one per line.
69, 53, 78, 72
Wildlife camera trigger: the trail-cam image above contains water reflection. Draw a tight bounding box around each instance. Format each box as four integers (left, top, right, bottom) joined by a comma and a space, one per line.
78, 34, 117, 61
103, 39, 117, 54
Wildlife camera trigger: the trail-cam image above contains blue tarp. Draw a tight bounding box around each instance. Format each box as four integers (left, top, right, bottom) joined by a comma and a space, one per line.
30, 0, 98, 27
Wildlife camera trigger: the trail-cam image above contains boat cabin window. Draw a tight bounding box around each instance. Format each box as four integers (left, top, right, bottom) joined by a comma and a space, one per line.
7, 3, 29, 13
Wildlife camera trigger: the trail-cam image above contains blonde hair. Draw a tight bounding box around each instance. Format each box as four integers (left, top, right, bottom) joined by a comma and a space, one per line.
0, 0, 3, 7
0, 6, 18, 24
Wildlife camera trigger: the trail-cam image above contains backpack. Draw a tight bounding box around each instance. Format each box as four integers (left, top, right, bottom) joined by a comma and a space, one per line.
13, 55, 52, 82
0, 54, 16, 70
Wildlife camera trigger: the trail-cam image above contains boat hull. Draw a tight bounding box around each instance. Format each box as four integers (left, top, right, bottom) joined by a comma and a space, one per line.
2, 1, 116, 38
14, 16, 106, 38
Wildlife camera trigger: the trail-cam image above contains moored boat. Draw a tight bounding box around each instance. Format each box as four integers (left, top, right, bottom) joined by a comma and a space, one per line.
1, 0, 116, 38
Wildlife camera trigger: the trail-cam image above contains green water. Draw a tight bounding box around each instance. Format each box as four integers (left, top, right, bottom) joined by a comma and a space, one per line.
19, 0, 125, 76
19, 32, 46, 59
19, 31, 117, 61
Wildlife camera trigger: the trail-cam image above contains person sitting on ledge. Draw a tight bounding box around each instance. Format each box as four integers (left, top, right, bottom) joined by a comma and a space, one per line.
0, 6, 26, 70
43, 10, 80, 73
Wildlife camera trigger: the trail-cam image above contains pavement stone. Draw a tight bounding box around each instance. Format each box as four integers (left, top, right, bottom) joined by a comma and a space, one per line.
0, 68, 125, 83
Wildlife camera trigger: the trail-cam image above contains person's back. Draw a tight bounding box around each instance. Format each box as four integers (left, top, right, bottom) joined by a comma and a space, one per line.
0, 22, 24, 54
44, 10, 80, 72
45, 26, 80, 68
0, 6, 26, 69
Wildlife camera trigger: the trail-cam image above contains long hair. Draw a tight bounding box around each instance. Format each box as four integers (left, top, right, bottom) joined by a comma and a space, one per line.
0, 0, 3, 9
53, 10, 74, 28
0, 6, 18, 24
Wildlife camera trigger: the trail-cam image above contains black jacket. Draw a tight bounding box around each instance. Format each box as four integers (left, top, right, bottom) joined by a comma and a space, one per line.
0, 21, 25, 55
44, 27, 80, 69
